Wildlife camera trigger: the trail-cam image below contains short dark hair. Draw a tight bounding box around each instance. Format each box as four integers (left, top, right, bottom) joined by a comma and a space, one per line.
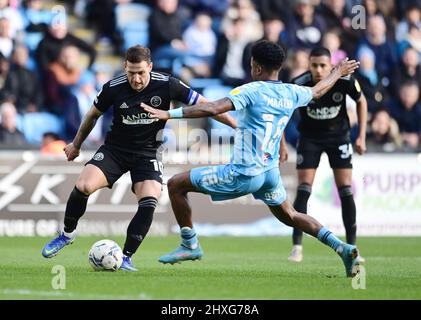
125, 45, 151, 63
401, 79, 419, 88
406, 4, 420, 13
310, 47, 331, 59
251, 40, 286, 71
42, 132, 61, 141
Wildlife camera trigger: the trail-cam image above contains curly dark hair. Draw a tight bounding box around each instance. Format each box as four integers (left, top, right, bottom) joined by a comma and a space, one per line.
251, 40, 286, 71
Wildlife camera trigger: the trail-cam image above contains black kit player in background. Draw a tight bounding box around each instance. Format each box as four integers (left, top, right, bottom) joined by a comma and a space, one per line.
284, 47, 368, 263
41, 45, 236, 271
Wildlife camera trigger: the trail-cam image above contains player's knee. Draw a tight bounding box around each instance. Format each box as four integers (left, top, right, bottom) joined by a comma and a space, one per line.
286, 208, 299, 226
75, 180, 97, 195
277, 205, 296, 227
167, 175, 182, 194
338, 185, 353, 198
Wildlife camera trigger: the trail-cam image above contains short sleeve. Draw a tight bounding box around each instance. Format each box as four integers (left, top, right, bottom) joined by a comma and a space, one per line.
169, 77, 199, 105
93, 83, 112, 112
347, 76, 362, 101
227, 86, 252, 111
289, 84, 313, 108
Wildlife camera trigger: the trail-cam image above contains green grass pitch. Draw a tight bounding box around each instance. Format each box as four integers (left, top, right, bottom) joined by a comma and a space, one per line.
0, 236, 420, 300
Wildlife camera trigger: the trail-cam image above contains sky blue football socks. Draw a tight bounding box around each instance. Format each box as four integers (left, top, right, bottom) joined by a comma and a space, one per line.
181, 226, 199, 249
317, 227, 343, 253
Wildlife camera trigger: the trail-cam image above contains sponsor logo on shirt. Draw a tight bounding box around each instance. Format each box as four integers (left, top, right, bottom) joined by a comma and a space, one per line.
121, 113, 159, 125
307, 105, 341, 120
119, 102, 129, 109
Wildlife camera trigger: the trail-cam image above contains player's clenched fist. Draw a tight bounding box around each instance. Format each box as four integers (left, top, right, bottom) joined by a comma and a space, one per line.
63, 143, 80, 161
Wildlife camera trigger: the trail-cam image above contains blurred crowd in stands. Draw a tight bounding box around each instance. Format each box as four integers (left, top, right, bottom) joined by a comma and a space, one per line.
0, 0, 420, 153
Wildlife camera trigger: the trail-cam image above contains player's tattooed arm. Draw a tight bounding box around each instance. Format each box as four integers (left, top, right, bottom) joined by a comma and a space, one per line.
311, 58, 360, 99
64, 105, 103, 161
72, 105, 103, 149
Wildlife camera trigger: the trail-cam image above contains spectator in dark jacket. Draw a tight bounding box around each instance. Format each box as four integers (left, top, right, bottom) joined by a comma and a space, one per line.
85, 0, 123, 54
180, 0, 229, 18
357, 15, 398, 81
318, 0, 361, 54
254, 0, 292, 22
0, 52, 10, 95
392, 46, 421, 97
3, 44, 43, 113
388, 80, 421, 150
148, 0, 193, 73
287, 0, 326, 50
36, 21, 96, 71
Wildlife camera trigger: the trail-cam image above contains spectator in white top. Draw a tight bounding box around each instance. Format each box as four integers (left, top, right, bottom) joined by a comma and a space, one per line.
0, 0, 24, 38
396, 5, 421, 43
0, 17, 13, 58
183, 13, 217, 58
222, 0, 263, 42
180, 12, 217, 80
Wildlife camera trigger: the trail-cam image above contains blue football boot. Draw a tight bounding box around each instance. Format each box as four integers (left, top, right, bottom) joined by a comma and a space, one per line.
337, 244, 360, 277
120, 255, 138, 272
42, 231, 76, 258
159, 244, 203, 264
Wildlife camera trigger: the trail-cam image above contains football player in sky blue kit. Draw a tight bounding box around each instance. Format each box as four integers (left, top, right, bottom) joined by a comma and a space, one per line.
143, 40, 362, 277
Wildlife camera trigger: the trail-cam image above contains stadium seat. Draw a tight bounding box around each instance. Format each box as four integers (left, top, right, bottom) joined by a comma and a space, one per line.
24, 32, 43, 52
115, 3, 150, 50
189, 78, 223, 92
122, 21, 149, 50
202, 85, 233, 101
18, 112, 64, 145
115, 3, 151, 31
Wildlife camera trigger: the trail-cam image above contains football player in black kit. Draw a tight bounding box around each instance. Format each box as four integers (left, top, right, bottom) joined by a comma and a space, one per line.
286, 47, 367, 263
41, 45, 236, 271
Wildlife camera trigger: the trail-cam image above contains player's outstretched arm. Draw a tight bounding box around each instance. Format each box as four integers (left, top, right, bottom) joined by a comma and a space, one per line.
196, 95, 237, 129
142, 98, 235, 120
64, 105, 103, 161
311, 58, 360, 100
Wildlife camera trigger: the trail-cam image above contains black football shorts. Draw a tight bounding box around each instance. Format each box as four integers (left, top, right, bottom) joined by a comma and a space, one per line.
85, 144, 163, 190
296, 135, 353, 169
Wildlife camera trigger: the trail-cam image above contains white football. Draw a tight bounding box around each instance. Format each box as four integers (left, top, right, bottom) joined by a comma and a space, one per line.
88, 239, 123, 271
